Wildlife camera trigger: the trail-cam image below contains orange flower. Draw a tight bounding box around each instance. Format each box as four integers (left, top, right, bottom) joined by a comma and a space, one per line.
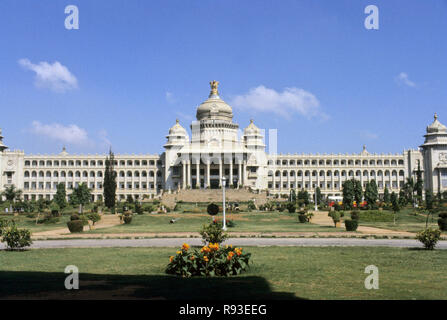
234, 248, 242, 256
182, 243, 190, 251
169, 256, 174, 262
209, 243, 219, 251
176, 250, 182, 255
227, 251, 235, 260
201, 246, 211, 253
190, 256, 195, 261
203, 256, 209, 262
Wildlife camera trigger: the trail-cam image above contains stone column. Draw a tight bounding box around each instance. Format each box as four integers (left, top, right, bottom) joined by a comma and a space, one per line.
229, 161, 233, 187
196, 162, 200, 189
242, 163, 246, 187
182, 163, 186, 189
206, 162, 210, 188
238, 162, 242, 188
219, 159, 223, 187
188, 162, 192, 188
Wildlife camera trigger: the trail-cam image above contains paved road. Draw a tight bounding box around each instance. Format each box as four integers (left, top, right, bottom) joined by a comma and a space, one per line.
1, 238, 446, 249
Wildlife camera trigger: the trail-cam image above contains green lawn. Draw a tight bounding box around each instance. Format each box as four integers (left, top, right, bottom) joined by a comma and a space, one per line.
87, 211, 344, 234
0, 246, 446, 299
0, 214, 72, 233
346, 208, 442, 233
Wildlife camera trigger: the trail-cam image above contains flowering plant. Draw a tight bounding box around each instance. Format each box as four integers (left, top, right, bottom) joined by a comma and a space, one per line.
166, 243, 251, 277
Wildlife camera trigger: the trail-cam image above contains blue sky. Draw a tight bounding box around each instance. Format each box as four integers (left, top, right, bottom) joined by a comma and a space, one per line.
0, 0, 446, 155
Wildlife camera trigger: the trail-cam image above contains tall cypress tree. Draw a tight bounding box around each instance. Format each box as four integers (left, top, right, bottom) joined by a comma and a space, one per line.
415, 160, 424, 203
53, 183, 67, 209
103, 149, 117, 210
342, 180, 354, 210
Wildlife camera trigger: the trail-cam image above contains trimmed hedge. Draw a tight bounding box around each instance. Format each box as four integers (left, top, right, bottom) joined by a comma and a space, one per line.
298, 214, 308, 223
345, 219, 358, 231
438, 218, 447, 231
67, 220, 84, 233
353, 210, 394, 222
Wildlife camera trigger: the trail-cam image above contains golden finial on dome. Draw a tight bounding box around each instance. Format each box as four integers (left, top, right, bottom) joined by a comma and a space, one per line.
176, 119, 179, 124
209, 80, 219, 96
250, 119, 254, 124
434, 113, 438, 121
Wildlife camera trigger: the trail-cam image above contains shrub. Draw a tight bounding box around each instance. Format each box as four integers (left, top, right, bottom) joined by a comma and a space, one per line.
199, 222, 228, 244
67, 220, 84, 233
298, 214, 308, 223
416, 228, 442, 250
166, 243, 251, 278
286, 202, 296, 213
0, 219, 15, 236
123, 212, 133, 224
86, 212, 101, 225
70, 214, 80, 221
247, 201, 256, 211
345, 219, 358, 231
438, 218, 447, 231
351, 210, 360, 221
329, 211, 341, 226
1, 226, 32, 250
143, 204, 154, 213
353, 210, 394, 222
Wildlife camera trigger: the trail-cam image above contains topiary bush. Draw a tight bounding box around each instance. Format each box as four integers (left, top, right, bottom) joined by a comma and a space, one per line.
1, 225, 32, 250
345, 219, 358, 231
329, 211, 341, 227
416, 228, 442, 250
351, 210, 360, 221
437, 213, 447, 231
123, 215, 132, 224
207, 203, 219, 216
67, 214, 84, 233
298, 213, 308, 223
286, 202, 296, 213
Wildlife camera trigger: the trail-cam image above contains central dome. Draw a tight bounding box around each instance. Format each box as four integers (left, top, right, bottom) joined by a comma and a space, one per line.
196, 80, 233, 121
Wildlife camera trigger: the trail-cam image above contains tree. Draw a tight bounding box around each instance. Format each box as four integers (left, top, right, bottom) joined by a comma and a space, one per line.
403, 177, 415, 205
70, 183, 91, 214
364, 180, 378, 209
390, 191, 400, 225
353, 179, 363, 207
315, 187, 322, 205
297, 189, 310, 206
383, 186, 391, 203
342, 180, 354, 210
398, 190, 407, 207
415, 160, 424, 204
1, 185, 23, 213
425, 189, 434, 211
53, 183, 67, 210
103, 149, 117, 210
289, 189, 296, 203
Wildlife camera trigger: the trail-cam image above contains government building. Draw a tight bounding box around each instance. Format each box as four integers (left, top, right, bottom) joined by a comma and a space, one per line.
0, 81, 446, 202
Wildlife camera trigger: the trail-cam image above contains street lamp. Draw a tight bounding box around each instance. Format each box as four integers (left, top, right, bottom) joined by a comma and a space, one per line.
222, 176, 227, 231
314, 188, 318, 212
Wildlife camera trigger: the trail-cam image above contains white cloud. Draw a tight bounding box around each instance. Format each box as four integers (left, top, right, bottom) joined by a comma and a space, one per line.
30, 121, 91, 146
18, 58, 78, 92
395, 72, 416, 87
361, 131, 379, 140
98, 129, 112, 148
230, 85, 327, 119
166, 91, 176, 104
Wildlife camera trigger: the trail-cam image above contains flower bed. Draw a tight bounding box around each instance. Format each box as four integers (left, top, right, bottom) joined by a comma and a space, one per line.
166, 243, 251, 277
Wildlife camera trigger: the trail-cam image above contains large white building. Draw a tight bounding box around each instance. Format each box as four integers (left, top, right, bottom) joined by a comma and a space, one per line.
1, 81, 446, 202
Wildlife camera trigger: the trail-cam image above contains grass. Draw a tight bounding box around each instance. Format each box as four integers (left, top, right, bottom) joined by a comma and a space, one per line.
345, 208, 442, 233
87, 211, 344, 234
0, 214, 71, 233
0, 246, 446, 299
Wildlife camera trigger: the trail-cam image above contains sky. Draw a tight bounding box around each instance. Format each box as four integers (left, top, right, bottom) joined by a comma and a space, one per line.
0, 0, 446, 156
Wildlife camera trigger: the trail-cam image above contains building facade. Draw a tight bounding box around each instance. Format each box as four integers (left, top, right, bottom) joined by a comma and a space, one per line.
0, 81, 446, 202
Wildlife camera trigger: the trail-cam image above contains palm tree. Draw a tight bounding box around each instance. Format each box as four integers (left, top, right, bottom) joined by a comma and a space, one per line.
1, 185, 23, 214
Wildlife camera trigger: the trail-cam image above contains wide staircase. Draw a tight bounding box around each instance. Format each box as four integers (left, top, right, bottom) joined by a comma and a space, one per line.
161, 188, 269, 208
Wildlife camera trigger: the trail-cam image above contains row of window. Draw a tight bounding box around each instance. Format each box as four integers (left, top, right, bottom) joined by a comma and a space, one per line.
268, 159, 404, 166
268, 169, 406, 177
268, 181, 403, 190
23, 182, 163, 190
24, 159, 162, 167
23, 193, 158, 201
24, 170, 163, 178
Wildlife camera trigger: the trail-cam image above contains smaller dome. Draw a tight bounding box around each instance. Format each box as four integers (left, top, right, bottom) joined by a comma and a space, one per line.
244, 119, 261, 135
426, 113, 447, 134
169, 119, 187, 136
